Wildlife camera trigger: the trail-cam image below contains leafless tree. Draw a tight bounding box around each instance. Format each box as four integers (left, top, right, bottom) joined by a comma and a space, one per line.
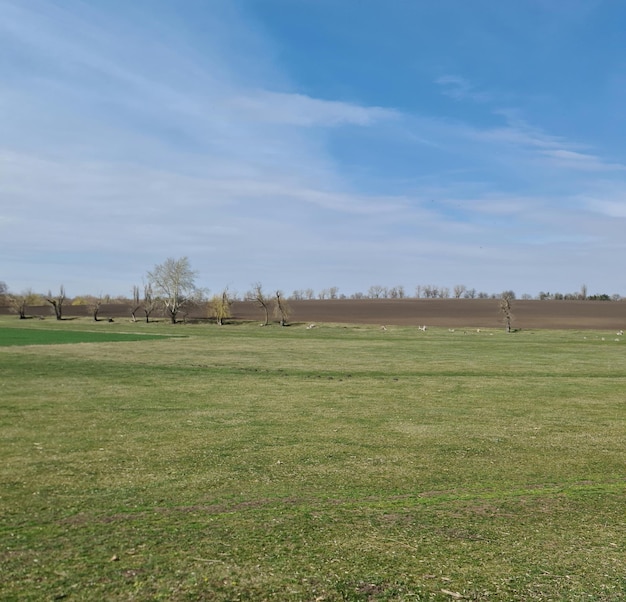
131, 285, 141, 322
147, 257, 197, 324
274, 290, 291, 326
9, 295, 28, 319
389, 285, 405, 299
464, 288, 477, 299
304, 288, 315, 300
248, 282, 271, 326
90, 295, 103, 321
46, 285, 66, 320
368, 285, 386, 299
453, 284, 466, 298
500, 292, 514, 333
142, 284, 158, 323
328, 286, 339, 300
580, 284, 588, 300
9, 290, 42, 319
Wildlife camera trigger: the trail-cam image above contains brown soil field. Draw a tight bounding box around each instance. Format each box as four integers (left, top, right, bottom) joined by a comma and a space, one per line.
232, 299, 626, 330
5, 299, 624, 330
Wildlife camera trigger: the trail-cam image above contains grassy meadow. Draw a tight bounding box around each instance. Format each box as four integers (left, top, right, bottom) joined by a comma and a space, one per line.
0, 316, 624, 601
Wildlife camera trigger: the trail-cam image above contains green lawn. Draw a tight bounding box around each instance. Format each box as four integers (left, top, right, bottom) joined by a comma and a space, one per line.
0, 317, 624, 600
0, 325, 178, 347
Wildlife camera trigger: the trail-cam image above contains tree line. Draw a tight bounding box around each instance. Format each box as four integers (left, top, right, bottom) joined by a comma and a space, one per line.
0, 258, 291, 326
0, 259, 622, 324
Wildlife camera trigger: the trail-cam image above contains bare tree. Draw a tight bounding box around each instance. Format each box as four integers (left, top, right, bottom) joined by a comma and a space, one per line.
329, 286, 340, 300
464, 288, 477, 299
90, 295, 103, 321
147, 257, 197, 324
304, 288, 315, 300
211, 289, 232, 325
142, 284, 158, 323
396, 285, 405, 299
131, 285, 141, 322
9, 295, 28, 319
389, 286, 405, 299
500, 292, 514, 333
368, 285, 385, 299
46, 285, 66, 320
580, 283, 588, 300
274, 290, 291, 326
9, 289, 41, 319
247, 282, 271, 326
453, 284, 466, 298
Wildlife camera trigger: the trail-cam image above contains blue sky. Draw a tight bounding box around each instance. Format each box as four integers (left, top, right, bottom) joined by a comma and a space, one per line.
2, 0, 626, 298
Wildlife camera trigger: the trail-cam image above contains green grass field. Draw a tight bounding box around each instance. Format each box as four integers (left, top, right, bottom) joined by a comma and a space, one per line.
1, 316, 624, 601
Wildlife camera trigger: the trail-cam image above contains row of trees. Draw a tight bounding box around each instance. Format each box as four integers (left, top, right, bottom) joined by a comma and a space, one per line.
0, 259, 292, 325
270, 284, 620, 302
1, 262, 622, 324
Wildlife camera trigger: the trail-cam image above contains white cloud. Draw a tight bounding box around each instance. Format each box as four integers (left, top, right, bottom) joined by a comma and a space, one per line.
436, 75, 493, 103
229, 90, 399, 127
540, 149, 625, 172
1, 1, 625, 297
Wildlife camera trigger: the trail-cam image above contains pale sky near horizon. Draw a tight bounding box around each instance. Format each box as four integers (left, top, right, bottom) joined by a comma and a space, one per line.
2, 0, 626, 298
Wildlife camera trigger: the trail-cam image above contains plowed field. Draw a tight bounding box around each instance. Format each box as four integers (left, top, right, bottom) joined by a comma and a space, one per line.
4, 299, 624, 330
232, 299, 626, 330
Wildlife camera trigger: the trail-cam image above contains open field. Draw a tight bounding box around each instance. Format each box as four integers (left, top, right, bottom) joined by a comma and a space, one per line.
1, 316, 625, 600
3, 298, 626, 330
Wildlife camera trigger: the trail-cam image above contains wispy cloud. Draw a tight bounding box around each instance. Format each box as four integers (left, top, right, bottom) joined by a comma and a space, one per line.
539, 149, 625, 172
1, 0, 625, 297
435, 75, 493, 103
229, 90, 399, 127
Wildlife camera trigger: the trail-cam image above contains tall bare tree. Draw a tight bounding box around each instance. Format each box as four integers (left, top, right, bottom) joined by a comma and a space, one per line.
247, 282, 271, 326
131, 285, 141, 322
580, 283, 588, 300
142, 284, 158, 323
500, 292, 514, 333
274, 290, 291, 326
147, 257, 197, 324
46, 285, 66, 320
90, 295, 103, 321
